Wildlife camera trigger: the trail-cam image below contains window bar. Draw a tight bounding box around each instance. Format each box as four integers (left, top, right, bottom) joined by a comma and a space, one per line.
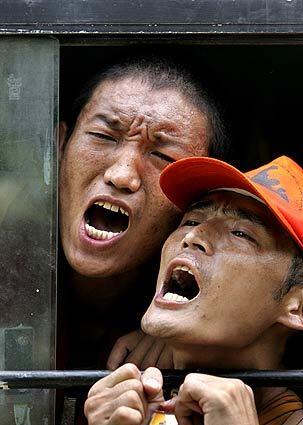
1, 370, 303, 390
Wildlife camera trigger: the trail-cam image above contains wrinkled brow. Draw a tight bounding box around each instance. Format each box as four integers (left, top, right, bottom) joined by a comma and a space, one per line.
187, 200, 266, 227
93, 113, 122, 130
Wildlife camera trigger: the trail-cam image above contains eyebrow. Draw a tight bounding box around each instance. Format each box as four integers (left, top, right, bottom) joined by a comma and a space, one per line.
187, 200, 215, 212
188, 200, 266, 227
227, 208, 266, 227
92, 113, 122, 130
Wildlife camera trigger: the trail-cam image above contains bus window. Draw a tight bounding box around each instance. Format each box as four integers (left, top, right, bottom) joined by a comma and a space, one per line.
0, 37, 58, 425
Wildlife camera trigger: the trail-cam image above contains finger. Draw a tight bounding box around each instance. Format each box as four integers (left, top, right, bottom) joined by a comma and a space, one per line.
110, 389, 146, 421
178, 374, 212, 407
175, 398, 203, 425
174, 392, 197, 425
155, 345, 174, 369
110, 406, 143, 425
125, 335, 155, 367
160, 397, 176, 414
141, 367, 164, 402
112, 378, 148, 414
85, 378, 146, 422
88, 363, 141, 397
107, 331, 145, 370
174, 381, 204, 422
140, 339, 166, 370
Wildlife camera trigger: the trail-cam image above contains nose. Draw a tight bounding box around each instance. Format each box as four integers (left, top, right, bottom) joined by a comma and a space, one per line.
104, 148, 141, 193
182, 227, 213, 255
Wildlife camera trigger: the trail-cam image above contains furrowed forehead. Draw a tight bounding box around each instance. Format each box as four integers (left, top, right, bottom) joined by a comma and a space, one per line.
186, 195, 266, 227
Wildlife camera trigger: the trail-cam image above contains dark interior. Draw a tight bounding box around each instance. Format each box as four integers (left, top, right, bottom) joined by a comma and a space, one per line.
60, 43, 303, 170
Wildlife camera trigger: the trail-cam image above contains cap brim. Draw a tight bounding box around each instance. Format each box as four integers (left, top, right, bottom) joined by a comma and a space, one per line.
160, 157, 258, 210
160, 157, 303, 249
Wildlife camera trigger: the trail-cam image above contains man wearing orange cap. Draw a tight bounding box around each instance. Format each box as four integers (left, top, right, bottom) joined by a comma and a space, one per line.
85, 156, 303, 425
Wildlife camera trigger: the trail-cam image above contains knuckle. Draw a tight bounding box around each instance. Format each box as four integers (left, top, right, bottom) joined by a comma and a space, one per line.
115, 335, 127, 348
84, 395, 107, 416
122, 363, 140, 378
84, 396, 98, 415
114, 406, 136, 422
216, 379, 248, 406
87, 381, 101, 398
87, 410, 102, 425
235, 379, 246, 393
114, 406, 128, 421
126, 389, 141, 405
84, 399, 105, 424
226, 379, 245, 394
245, 384, 254, 397
185, 373, 197, 382
129, 378, 143, 393
83, 398, 92, 417
181, 380, 192, 394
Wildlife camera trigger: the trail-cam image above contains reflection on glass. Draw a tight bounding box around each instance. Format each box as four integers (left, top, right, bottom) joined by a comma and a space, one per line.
0, 37, 58, 425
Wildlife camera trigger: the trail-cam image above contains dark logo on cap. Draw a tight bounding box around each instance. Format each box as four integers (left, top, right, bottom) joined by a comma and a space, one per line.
251, 165, 289, 202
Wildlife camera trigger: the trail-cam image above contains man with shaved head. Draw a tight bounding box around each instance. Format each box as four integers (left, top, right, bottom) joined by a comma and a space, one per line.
85, 156, 303, 425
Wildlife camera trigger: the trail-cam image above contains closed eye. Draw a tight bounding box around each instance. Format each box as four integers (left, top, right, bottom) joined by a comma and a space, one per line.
151, 151, 175, 163
183, 220, 200, 227
88, 132, 117, 142
231, 230, 256, 243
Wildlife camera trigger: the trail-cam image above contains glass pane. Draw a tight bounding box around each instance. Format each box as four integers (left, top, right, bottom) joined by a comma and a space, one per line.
0, 37, 58, 424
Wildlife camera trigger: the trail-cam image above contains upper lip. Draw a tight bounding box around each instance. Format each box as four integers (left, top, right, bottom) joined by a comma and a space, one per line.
85, 195, 132, 222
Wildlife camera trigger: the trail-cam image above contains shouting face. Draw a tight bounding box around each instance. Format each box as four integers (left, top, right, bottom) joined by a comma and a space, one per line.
142, 191, 296, 353
59, 77, 209, 277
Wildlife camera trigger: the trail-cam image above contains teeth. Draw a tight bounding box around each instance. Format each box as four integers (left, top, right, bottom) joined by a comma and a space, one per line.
163, 292, 189, 302
119, 207, 129, 216
94, 201, 129, 216
85, 223, 121, 240
173, 265, 193, 275
103, 201, 111, 210
95, 201, 104, 207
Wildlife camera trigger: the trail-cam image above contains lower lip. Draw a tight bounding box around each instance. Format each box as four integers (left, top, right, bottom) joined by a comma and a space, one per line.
154, 293, 192, 309
79, 219, 127, 249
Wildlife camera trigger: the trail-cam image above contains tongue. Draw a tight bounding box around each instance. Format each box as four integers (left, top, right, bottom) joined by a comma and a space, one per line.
89, 206, 127, 233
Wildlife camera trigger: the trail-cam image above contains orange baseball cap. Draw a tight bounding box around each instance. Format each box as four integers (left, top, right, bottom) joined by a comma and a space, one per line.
160, 156, 303, 250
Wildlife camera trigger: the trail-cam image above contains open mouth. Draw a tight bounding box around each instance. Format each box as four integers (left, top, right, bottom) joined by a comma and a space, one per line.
162, 265, 200, 302
84, 201, 129, 241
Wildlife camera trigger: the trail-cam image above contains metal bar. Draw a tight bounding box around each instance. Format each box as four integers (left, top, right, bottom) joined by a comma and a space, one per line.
1, 370, 303, 389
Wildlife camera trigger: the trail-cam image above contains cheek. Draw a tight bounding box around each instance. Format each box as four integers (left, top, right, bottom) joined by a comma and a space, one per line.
201, 254, 277, 310
61, 142, 108, 192
145, 175, 181, 229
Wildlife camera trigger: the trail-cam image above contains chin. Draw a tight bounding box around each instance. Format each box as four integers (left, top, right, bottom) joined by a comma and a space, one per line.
66, 253, 109, 278
141, 314, 157, 337
141, 310, 179, 340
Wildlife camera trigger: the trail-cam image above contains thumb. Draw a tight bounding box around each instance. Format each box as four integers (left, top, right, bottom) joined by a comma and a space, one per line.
141, 367, 164, 403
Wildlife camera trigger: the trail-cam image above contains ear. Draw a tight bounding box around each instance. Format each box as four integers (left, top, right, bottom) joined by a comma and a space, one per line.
277, 286, 303, 331
57, 121, 68, 162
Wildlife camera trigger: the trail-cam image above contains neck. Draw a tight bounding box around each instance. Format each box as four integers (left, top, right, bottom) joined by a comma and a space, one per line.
170, 331, 291, 413
60, 257, 157, 314
171, 326, 288, 371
